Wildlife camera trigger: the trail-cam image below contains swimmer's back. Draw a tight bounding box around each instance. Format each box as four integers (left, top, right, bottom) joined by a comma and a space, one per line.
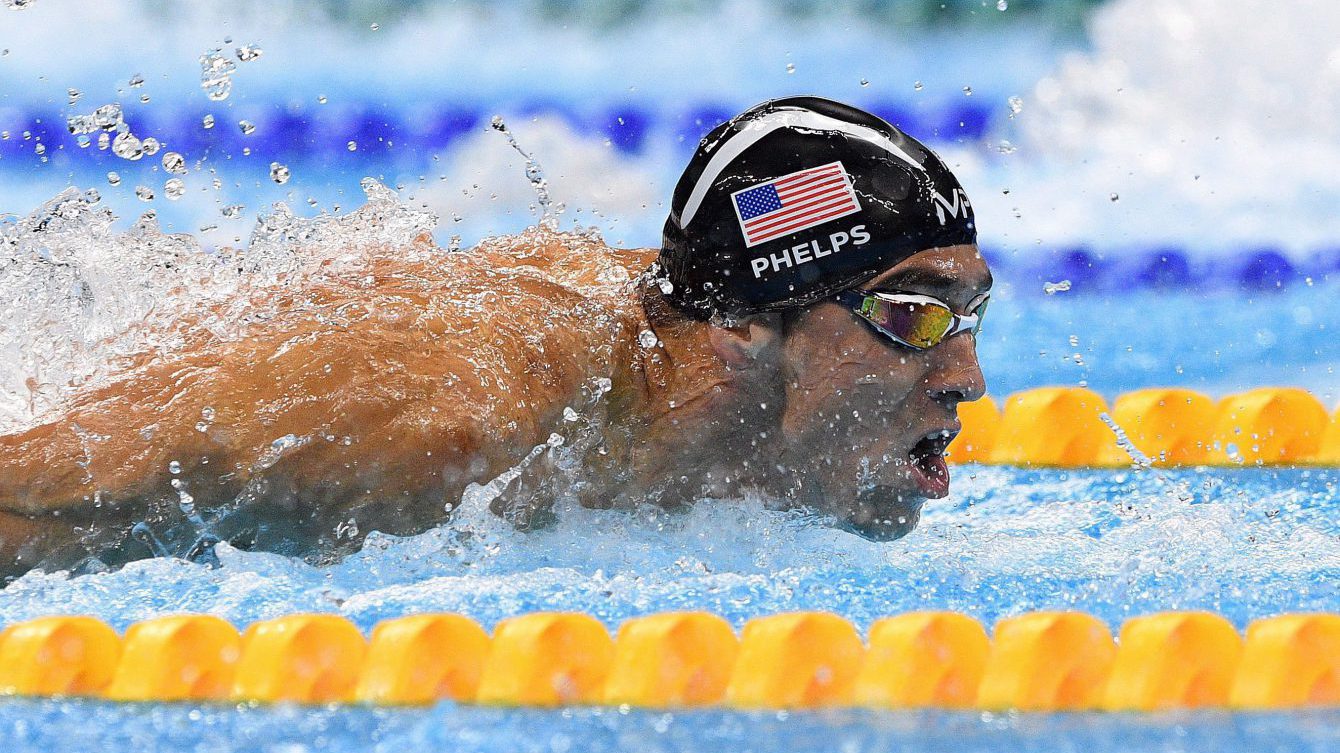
0, 231, 656, 572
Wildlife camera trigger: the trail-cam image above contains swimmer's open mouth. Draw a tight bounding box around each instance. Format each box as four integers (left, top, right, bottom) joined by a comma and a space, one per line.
908, 428, 956, 498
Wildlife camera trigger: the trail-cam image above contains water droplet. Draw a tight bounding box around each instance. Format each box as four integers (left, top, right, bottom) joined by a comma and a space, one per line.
66, 115, 94, 135
962, 85, 974, 96
199, 48, 236, 101
139, 93, 150, 104
33, 142, 45, 155
235, 44, 263, 62
238, 120, 255, 135
1110, 193, 1120, 202
913, 80, 923, 91
859, 78, 869, 87
996, 139, 1016, 154
176, 487, 196, 517
997, 0, 1008, 9
97, 132, 109, 150
1043, 279, 1072, 295
161, 151, 186, 174
269, 161, 290, 184
346, 140, 357, 151
106, 171, 121, 186
490, 114, 505, 131
164, 178, 185, 200
202, 114, 215, 129
168, 460, 182, 474
93, 103, 123, 131
201, 407, 216, 421
785, 63, 796, 74
658, 278, 674, 295
66, 88, 81, 105
112, 131, 144, 160
369, 22, 380, 31
83, 188, 100, 204
317, 95, 328, 104
134, 185, 154, 202
563, 407, 580, 422
141, 137, 160, 156
221, 204, 244, 218
1008, 95, 1024, 118
638, 329, 659, 348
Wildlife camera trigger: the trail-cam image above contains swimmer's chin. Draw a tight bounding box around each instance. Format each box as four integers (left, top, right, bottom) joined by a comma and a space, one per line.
837, 486, 926, 541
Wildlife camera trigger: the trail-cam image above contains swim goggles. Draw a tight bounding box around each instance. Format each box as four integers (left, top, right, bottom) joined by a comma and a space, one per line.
835, 289, 989, 350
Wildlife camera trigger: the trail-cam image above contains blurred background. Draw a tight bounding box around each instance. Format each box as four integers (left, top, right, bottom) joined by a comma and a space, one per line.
2, 0, 1336, 282
1, 0, 1339, 424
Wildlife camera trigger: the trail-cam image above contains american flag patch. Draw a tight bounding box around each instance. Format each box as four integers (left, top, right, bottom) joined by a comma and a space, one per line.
730, 161, 861, 247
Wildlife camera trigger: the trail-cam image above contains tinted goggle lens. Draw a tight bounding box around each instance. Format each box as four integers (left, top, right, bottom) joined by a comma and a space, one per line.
852, 292, 987, 349
858, 298, 955, 348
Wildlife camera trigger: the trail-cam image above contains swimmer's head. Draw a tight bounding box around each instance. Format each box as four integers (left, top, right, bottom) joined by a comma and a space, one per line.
658, 96, 977, 319
654, 97, 988, 539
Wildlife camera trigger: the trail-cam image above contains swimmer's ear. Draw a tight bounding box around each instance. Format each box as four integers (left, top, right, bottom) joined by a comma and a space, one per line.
708, 313, 783, 370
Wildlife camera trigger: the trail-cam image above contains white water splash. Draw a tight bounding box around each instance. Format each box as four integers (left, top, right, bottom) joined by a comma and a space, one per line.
0, 180, 436, 432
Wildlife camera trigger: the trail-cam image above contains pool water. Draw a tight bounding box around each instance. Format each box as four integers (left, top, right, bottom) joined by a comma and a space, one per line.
0, 281, 1336, 751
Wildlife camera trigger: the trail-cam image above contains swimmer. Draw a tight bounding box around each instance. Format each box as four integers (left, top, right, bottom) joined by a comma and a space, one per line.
0, 97, 990, 579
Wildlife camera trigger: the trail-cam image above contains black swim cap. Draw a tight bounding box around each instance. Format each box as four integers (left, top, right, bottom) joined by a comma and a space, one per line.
659, 96, 976, 319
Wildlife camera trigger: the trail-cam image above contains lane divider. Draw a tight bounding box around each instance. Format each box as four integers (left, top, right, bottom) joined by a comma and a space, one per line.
0, 610, 1335, 710
947, 387, 1340, 466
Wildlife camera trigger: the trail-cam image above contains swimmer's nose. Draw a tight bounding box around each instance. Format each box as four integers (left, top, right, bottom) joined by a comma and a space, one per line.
925, 333, 986, 407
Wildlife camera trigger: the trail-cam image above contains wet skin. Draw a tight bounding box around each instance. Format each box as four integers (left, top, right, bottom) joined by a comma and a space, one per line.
0, 236, 990, 578
664, 243, 992, 538
771, 244, 991, 537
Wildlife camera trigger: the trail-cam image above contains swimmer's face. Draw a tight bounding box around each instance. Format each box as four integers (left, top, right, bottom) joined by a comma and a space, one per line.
776, 244, 991, 539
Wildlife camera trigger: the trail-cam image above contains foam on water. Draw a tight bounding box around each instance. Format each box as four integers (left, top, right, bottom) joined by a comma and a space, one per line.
0, 465, 1335, 635
979, 0, 1340, 254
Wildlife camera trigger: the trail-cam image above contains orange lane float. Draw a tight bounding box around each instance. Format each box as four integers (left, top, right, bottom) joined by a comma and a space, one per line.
952, 386, 1340, 467
853, 611, 990, 708
232, 614, 367, 703
989, 387, 1111, 466
947, 395, 1000, 463
1208, 388, 1330, 466
475, 612, 614, 707
1094, 388, 1218, 466
106, 614, 241, 701
355, 613, 492, 705
1102, 611, 1243, 710
603, 611, 739, 707
725, 612, 865, 709
0, 615, 121, 697
1229, 614, 1340, 708
1, 610, 1338, 709
1315, 407, 1340, 464
976, 611, 1116, 711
